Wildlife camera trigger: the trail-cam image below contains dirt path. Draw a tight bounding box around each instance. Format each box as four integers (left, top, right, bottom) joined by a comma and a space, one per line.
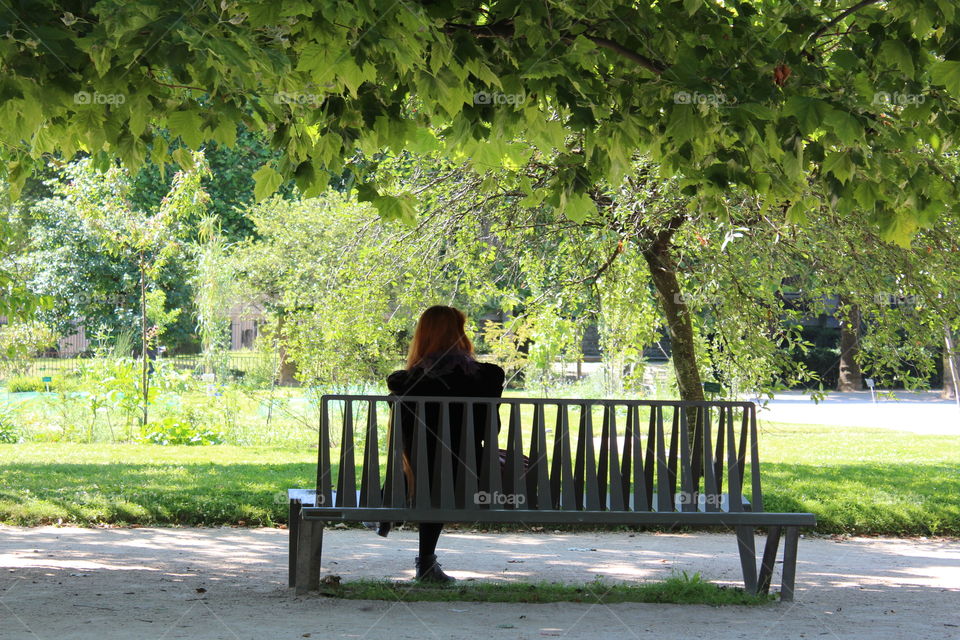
1, 526, 958, 639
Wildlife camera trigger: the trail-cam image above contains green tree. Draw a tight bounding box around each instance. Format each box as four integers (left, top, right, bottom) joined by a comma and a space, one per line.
3, 1, 959, 246
59, 153, 210, 425
191, 215, 237, 379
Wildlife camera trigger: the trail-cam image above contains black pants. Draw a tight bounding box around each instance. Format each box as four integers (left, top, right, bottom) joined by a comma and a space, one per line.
398, 401, 496, 557
419, 522, 443, 557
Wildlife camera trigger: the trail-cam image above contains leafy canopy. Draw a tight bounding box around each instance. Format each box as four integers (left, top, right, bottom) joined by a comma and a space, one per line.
2, 0, 960, 243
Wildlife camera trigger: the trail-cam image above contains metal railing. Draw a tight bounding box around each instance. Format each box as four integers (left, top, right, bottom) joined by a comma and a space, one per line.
0, 352, 271, 381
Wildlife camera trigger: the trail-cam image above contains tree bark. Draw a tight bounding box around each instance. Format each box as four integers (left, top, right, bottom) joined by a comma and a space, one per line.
640, 220, 704, 404
942, 326, 959, 403
275, 313, 299, 386
836, 295, 863, 392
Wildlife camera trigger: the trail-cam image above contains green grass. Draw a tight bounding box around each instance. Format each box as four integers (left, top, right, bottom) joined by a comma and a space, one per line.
0, 444, 316, 526
755, 422, 960, 537
1, 422, 958, 535
317, 574, 773, 606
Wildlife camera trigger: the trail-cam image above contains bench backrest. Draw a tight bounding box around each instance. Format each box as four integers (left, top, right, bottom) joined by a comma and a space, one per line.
317, 395, 763, 514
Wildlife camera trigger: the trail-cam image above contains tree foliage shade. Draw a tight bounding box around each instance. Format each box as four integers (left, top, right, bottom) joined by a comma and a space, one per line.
2, 1, 960, 243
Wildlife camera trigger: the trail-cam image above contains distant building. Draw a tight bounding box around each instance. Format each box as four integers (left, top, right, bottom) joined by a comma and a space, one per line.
1, 300, 267, 357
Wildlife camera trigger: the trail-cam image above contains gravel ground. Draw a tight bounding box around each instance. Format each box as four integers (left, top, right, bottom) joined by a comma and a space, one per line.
2, 526, 959, 639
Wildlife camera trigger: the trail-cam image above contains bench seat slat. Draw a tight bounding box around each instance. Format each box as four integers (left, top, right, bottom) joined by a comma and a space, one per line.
299, 506, 816, 527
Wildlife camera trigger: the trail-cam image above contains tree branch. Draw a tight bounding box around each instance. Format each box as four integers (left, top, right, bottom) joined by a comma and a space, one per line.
810, 0, 883, 41
146, 68, 206, 93
444, 21, 667, 75
564, 239, 624, 285
580, 35, 666, 75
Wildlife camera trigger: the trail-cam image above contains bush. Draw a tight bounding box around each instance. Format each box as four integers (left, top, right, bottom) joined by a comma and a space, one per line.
140, 416, 224, 446
5, 376, 61, 393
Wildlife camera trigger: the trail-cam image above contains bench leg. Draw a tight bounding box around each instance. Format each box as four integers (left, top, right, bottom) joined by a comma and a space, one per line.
780, 526, 800, 602
735, 525, 758, 594
295, 520, 324, 595
288, 499, 302, 588
757, 525, 782, 595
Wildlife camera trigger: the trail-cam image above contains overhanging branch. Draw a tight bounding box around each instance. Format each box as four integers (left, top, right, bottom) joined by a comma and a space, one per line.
444, 21, 667, 75
810, 0, 883, 41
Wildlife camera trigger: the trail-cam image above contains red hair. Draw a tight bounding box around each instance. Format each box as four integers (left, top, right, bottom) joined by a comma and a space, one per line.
406, 305, 474, 369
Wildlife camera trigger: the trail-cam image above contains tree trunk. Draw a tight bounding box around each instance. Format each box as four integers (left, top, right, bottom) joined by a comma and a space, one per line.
837, 296, 863, 392
641, 233, 704, 404
275, 314, 299, 386
140, 255, 149, 432
943, 326, 959, 403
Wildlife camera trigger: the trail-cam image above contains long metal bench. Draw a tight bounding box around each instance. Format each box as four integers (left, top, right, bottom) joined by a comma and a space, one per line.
289, 395, 815, 600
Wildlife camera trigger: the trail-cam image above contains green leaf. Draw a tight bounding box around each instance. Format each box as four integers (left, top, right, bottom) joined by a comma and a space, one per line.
830, 50, 860, 71
879, 40, 914, 78
338, 59, 376, 97
561, 191, 597, 222
786, 196, 818, 224
931, 60, 960, 98
824, 110, 862, 146
683, 0, 702, 16
355, 182, 379, 203
823, 151, 854, 183
167, 109, 204, 149
210, 119, 237, 148
252, 165, 283, 202
665, 105, 706, 144
736, 103, 776, 121
171, 147, 194, 171
373, 193, 417, 225
855, 181, 880, 210
782, 97, 833, 135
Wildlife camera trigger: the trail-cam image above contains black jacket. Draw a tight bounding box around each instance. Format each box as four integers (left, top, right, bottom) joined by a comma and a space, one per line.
386, 358, 505, 399
386, 356, 505, 484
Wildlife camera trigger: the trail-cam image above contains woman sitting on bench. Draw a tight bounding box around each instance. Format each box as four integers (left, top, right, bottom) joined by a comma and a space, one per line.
386, 305, 505, 583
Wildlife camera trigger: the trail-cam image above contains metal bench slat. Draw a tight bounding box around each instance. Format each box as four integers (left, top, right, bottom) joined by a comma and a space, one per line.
299, 505, 817, 527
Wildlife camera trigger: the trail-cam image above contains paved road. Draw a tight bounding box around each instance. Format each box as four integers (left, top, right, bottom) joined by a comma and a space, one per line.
755, 390, 960, 434
2, 526, 958, 639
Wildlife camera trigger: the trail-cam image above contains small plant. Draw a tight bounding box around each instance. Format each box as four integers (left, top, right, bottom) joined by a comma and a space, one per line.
5, 375, 61, 393
141, 415, 224, 446
0, 407, 22, 443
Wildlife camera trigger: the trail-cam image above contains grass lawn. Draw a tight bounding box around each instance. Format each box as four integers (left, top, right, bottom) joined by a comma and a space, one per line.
1, 422, 958, 535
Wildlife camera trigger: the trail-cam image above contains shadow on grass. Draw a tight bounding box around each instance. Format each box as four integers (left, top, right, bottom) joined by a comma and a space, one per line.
2, 459, 957, 535
0, 462, 316, 526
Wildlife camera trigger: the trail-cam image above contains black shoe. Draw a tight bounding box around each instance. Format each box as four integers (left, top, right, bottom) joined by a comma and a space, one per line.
415, 554, 455, 584
362, 521, 392, 537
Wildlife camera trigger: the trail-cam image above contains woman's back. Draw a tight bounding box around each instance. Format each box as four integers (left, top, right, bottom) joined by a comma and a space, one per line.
387, 357, 504, 399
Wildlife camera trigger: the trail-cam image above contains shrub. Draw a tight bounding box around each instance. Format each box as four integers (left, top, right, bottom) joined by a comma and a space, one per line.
0, 321, 59, 376
5, 376, 61, 393
140, 416, 224, 446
